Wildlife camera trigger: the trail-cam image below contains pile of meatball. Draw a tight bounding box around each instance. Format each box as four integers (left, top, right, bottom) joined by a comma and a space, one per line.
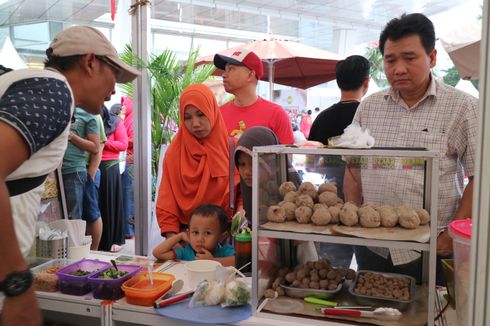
266, 181, 430, 229
353, 271, 411, 301
264, 258, 356, 298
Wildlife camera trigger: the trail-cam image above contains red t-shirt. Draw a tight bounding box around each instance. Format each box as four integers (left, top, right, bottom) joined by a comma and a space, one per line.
220, 97, 294, 144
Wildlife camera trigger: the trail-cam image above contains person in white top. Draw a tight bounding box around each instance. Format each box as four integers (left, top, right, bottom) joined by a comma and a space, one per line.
0, 26, 138, 325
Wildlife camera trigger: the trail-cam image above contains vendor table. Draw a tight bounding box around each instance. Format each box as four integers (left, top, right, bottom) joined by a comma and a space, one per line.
37, 251, 348, 326
36, 251, 455, 326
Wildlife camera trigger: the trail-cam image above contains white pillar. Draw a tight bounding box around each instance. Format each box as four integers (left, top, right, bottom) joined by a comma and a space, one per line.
469, 1, 490, 325
131, 0, 152, 256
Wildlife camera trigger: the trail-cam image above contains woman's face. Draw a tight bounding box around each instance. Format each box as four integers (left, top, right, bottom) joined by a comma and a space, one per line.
119, 105, 127, 121
237, 152, 253, 187
183, 105, 211, 139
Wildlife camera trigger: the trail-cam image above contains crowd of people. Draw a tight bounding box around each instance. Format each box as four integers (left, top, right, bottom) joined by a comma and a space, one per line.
0, 11, 478, 326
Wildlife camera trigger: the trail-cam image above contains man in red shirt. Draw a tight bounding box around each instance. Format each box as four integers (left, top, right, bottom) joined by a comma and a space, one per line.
214, 49, 294, 144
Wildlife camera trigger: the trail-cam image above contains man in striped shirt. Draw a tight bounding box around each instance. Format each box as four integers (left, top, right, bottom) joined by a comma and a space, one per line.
345, 13, 477, 283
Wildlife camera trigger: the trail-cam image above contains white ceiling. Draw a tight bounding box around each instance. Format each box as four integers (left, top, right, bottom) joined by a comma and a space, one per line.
0, 0, 479, 51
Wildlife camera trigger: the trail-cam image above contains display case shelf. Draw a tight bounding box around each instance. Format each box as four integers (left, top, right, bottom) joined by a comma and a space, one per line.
251, 146, 439, 326
257, 230, 431, 251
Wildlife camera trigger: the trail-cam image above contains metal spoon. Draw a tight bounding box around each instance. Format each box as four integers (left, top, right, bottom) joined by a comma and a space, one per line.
153, 279, 185, 308
166, 279, 184, 296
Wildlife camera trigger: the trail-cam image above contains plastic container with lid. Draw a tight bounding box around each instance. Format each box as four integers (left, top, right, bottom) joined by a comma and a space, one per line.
88, 264, 142, 300
122, 272, 175, 306
448, 219, 472, 326
56, 259, 111, 295
32, 258, 73, 292
234, 229, 252, 274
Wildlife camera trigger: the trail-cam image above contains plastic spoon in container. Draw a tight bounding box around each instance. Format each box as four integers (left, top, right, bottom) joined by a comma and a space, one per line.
110, 259, 118, 271
147, 262, 154, 286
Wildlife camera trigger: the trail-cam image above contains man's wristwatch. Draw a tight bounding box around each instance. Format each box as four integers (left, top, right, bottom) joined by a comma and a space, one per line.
0, 269, 33, 297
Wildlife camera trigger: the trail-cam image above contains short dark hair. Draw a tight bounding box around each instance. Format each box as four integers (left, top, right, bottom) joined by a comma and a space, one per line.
44, 49, 84, 71
190, 204, 228, 233
335, 55, 370, 91
307, 109, 312, 115
379, 13, 435, 55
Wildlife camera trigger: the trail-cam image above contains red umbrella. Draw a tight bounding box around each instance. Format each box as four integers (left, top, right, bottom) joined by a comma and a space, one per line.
196, 37, 343, 98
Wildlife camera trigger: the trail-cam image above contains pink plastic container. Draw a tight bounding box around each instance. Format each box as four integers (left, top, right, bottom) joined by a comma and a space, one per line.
448, 219, 472, 326
55, 259, 111, 295
88, 264, 142, 300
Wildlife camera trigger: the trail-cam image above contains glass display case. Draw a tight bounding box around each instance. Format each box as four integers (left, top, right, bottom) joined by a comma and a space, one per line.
251, 145, 439, 326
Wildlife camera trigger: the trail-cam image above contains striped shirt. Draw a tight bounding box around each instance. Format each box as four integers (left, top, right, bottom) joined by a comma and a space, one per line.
353, 76, 478, 265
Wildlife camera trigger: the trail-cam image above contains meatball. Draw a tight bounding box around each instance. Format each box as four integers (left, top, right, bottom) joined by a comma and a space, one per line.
358, 205, 381, 228
376, 205, 399, 227
340, 202, 359, 226
295, 206, 313, 224
318, 182, 338, 195
278, 201, 297, 221
318, 191, 339, 207
314, 203, 328, 211
397, 205, 420, 229
298, 182, 318, 201
328, 206, 341, 224
267, 205, 286, 223
283, 191, 299, 203
279, 181, 297, 197
311, 207, 332, 225
295, 194, 314, 209
415, 208, 430, 225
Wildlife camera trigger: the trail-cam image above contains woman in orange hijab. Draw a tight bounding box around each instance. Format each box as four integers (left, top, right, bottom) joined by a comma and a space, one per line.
156, 84, 242, 238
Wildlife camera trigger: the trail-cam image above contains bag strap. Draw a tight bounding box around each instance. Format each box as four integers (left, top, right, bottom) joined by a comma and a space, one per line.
7, 174, 48, 197
229, 137, 235, 210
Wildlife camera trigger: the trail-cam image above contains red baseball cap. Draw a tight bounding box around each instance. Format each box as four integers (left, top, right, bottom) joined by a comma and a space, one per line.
213, 49, 263, 79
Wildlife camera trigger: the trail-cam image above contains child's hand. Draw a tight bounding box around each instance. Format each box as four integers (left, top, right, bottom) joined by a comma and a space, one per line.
195, 248, 214, 260
180, 231, 190, 243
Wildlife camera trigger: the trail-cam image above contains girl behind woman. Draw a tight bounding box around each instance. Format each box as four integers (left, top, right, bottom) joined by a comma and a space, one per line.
234, 126, 280, 225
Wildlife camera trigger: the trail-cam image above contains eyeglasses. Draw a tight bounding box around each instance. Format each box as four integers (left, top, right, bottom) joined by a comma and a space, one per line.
95, 55, 121, 77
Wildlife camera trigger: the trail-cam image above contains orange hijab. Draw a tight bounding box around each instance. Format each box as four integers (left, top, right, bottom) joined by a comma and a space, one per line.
157, 84, 234, 234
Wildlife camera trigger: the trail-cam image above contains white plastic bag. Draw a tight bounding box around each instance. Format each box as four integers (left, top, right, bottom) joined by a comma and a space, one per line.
222, 277, 251, 307
188, 265, 251, 308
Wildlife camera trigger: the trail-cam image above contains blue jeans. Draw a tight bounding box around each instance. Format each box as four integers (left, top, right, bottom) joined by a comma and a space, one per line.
122, 163, 135, 236
82, 169, 101, 223
62, 171, 87, 220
